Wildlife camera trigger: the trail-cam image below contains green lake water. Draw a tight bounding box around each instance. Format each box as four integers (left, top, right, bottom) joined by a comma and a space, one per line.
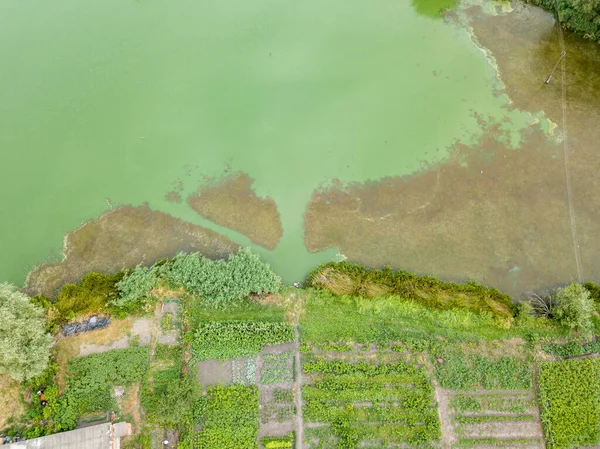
1, 0, 536, 285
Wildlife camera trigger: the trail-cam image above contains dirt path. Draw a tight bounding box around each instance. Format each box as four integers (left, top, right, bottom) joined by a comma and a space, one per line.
434, 387, 456, 449
293, 326, 304, 449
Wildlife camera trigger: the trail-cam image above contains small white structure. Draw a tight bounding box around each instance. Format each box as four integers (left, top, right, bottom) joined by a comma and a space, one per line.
4, 422, 131, 449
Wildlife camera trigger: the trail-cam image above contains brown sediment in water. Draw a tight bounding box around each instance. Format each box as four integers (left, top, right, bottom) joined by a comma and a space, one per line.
165, 179, 185, 203
25, 205, 239, 298
305, 121, 578, 298
466, 4, 600, 283
187, 171, 283, 250
304, 3, 600, 297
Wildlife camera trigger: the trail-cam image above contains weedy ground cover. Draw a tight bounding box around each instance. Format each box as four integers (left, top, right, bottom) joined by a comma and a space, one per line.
542, 340, 600, 358
538, 358, 600, 448
299, 291, 562, 346
43, 346, 149, 432
433, 346, 532, 390
193, 385, 259, 449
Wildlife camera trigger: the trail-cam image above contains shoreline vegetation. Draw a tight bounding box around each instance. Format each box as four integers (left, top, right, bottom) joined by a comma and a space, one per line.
522, 0, 600, 43
1, 248, 600, 448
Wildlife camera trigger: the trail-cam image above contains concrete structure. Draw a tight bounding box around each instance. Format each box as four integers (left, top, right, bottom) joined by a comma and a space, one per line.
4, 422, 131, 449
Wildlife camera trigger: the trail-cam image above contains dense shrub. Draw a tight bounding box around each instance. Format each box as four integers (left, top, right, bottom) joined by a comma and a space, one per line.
0, 283, 53, 381
162, 248, 281, 307
305, 262, 515, 325
552, 282, 595, 335
53, 272, 124, 323
583, 281, 600, 308
112, 265, 159, 313
538, 358, 600, 448
191, 321, 294, 361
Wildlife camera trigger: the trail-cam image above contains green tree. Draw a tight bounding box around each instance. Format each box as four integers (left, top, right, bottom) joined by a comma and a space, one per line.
553, 282, 595, 335
0, 283, 53, 381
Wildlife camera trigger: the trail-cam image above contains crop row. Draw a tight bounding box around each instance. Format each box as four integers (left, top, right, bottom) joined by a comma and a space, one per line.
538, 358, 600, 448
191, 321, 295, 361
302, 360, 440, 448
194, 385, 259, 449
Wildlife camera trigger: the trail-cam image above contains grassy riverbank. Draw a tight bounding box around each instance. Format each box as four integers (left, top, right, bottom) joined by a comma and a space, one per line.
1, 251, 600, 448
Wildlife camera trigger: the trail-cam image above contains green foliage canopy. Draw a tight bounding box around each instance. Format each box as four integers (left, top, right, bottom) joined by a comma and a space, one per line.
525, 0, 600, 42
553, 282, 595, 335
0, 283, 53, 381
44, 347, 149, 432
112, 265, 159, 312
163, 248, 281, 307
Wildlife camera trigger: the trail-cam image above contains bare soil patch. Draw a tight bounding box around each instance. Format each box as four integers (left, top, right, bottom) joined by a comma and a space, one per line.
79, 318, 151, 356
122, 382, 142, 433
26, 205, 238, 297
187, 171, 283, 250
0, 374, 24, 429
304, 4, 600, 298
196, 359, 233, 387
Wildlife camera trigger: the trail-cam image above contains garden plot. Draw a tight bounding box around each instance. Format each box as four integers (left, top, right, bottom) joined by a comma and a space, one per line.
444, 390, 544, 448
538, 358, 600, 449
433, 348, 544, 448
301, 353, 441, 448
196, 359, 233, 387
257, 343, 297, 443
158, 300, 180, 346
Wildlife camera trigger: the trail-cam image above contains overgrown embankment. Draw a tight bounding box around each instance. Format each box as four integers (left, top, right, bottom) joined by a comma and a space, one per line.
305, 262, 516, 326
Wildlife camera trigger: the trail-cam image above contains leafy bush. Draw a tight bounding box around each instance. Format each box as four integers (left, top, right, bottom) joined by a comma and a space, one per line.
191, 321, 294, 361
0, 283, 53, 381
112, 265, 159, 313
538, 358, 600, 448
53, 272, 124, 323
305, 262, 515, 325
194, 385, 259, 449
162, 248, 281, 307
552, 283, 594, 335
583, 281, 600, 308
